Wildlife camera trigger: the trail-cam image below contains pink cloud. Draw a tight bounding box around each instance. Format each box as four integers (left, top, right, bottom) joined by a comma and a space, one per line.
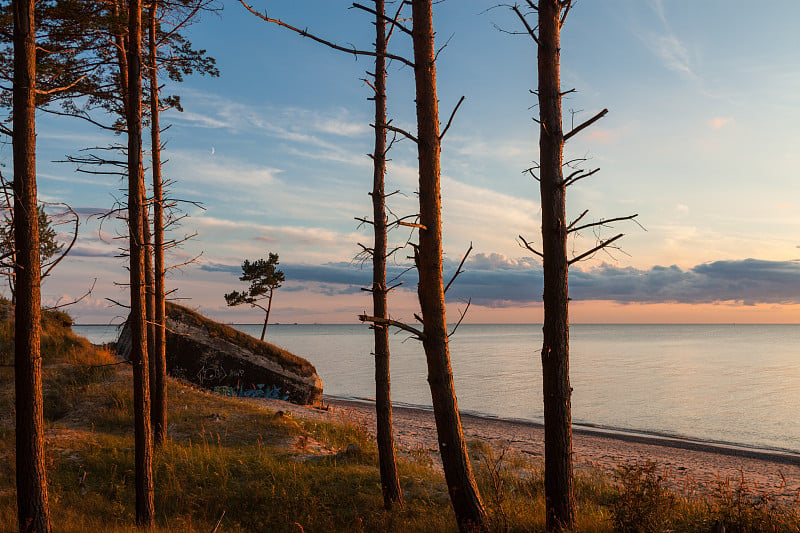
708, 117, 734, 129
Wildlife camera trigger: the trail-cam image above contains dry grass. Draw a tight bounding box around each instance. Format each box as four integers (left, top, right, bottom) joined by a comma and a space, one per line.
1, 307, 799, 531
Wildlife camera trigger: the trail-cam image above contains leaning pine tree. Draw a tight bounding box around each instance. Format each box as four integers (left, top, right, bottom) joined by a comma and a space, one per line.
225, 253, 285, 341
410, 0, 488, 530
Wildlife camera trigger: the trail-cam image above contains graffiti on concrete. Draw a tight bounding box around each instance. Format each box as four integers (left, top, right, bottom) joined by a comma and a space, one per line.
213, 383, 289, 401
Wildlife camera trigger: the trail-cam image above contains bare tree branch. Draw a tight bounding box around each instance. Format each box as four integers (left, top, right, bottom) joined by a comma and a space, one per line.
568, 213, 638, 234
35, 74, 87, 96
397, 220, 426, 230
523, 164, 540, 182
562, 167, 600, 187
566, 209, 588, 231
41, 202, 79, 279
568, 233, 624, 265
163, 251, 203, 272
384, 123, 417, 143
43, 108, 119, 132
105, 297, 131, 309
518, 234, 543, 258
444, 241, 472, 294
511, 3, 539, 45
559, 0, 573, 27
448, 298, 471, 337
240, 1, 415, 68
351, 2, 412, 36
44, 278, 97, 310
439, 95, 465, 140
563, 108, 608, 141
359, 313, 424, 339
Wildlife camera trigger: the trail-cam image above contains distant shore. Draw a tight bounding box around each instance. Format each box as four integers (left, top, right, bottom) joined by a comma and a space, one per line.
253, 395, 800, 502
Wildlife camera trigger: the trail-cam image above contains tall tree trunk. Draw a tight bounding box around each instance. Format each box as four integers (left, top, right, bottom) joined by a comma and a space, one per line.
126, 0, 155, 524
12, 0, 52, 528
410, 1, 487, 531
537, 1, 574, 530
148, 0, 167, 446
143, 204, 156, 432
371, 0, 403, 510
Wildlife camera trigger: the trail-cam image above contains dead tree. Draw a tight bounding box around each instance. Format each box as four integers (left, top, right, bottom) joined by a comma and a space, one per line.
408, 2, 487, 530
148, 0, 167, 447
510, 1, 638, 529
367, 0, 403, 509
240, 0, 407, 509
125, 0, 155, 524
12, 0, 52, 528
537, 3, 573, 527
242, 1, 485, 527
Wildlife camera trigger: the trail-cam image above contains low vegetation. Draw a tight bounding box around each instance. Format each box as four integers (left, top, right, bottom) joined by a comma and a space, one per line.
1, 310, 798, 531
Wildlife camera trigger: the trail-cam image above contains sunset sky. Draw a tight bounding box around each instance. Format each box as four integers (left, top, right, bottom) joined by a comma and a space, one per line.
21, 0, 800, 324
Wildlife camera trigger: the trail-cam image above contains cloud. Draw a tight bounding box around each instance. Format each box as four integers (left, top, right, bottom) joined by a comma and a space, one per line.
581, 128, 620, 144
201, 257, 800, 308
164, 91, 369, 148
644, 33, 693, 76
708, 117, 734, 129
569, 260, 800, 306
635, 1, 696, 79
68, 245, 119, 258
71, 207, 112, 217
166, 151, 282, 189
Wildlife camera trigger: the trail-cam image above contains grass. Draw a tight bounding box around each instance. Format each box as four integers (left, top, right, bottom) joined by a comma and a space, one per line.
1, 306, 799, 531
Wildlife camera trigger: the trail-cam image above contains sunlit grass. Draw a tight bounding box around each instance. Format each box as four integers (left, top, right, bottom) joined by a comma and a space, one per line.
1, 306, 799, 531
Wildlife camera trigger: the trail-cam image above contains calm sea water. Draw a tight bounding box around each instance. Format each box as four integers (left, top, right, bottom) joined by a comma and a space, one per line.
73, 323, 800, 453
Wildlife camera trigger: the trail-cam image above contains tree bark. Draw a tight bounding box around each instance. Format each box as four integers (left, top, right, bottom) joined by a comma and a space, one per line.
371, 0, 403, 510
537, 1, 575, 530
143, 201, 156, 431
411, 1, 487, 531
12, 0, 52, 528
148, 0, 167, 447
126, 0, 155, 524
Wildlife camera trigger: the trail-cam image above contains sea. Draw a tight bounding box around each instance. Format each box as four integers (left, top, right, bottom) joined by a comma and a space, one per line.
73, 323, 800, 455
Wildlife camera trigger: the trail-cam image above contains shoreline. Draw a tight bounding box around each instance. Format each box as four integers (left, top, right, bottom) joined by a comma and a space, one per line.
330, 395, 800, 466
252, 395, 800, 502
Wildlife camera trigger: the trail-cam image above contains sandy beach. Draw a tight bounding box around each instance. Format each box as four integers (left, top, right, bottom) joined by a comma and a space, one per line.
254, 395, 800, 503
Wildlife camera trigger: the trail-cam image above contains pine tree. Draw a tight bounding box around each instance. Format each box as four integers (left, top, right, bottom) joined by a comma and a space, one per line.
225, 253, 285, 341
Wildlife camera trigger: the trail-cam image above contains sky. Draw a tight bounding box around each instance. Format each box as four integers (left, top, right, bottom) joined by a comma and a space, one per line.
15, 0, 800, 325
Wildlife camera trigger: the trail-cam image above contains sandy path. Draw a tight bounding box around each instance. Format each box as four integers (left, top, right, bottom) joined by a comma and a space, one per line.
252, 396, 800, 502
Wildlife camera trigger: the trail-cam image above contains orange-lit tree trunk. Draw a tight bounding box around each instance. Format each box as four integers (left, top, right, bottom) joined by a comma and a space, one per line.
538, 1, 574, 529
410, 1, 487, 531
371, 0, 403, 510
13, 0, 52, 528
126, 0, 155, 524
148, 0, 167, 446
143, 201, 156, 433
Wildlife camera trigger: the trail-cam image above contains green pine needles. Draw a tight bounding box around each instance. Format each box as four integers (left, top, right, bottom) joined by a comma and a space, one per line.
224, 252, 285, 340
